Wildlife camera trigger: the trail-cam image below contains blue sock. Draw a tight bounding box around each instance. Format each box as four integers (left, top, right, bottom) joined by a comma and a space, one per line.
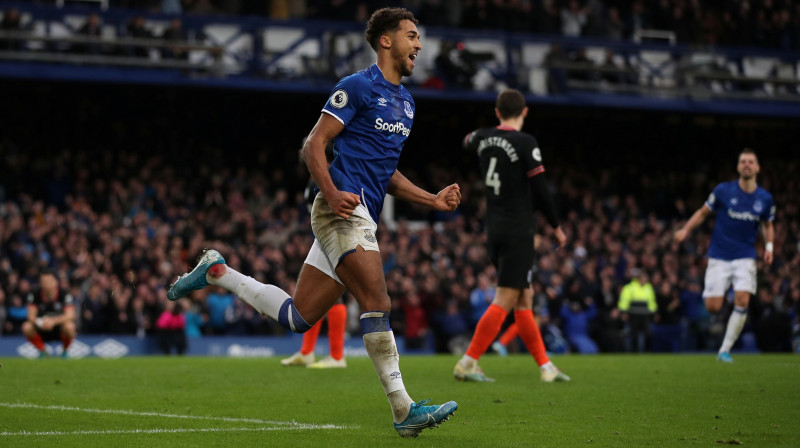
361, 311, 391, 334
278, 298, 312, 333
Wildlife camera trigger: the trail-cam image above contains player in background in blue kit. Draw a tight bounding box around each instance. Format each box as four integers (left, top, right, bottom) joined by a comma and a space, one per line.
675, 148, 775, 363
167, 7, 461, 437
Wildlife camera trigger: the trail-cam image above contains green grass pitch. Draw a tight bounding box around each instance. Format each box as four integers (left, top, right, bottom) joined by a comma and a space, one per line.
1, 354, 798, 447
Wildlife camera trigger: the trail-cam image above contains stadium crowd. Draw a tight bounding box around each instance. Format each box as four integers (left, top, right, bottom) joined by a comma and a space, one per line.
5, 0, 800, 50
0, 140, 797, 354
110, 0, 800, 50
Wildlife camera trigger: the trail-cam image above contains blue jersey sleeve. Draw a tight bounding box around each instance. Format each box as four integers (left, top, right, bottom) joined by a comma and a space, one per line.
705, 184, 724, 212
765, 194, 776, 222
322, 74, 371, 126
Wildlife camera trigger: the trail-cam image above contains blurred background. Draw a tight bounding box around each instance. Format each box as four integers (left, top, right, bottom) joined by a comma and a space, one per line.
0, 0, 798, 358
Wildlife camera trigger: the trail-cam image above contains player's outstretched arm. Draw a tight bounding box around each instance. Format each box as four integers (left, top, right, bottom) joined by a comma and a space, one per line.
388, 170, 461, 211
674, 205, 711, 243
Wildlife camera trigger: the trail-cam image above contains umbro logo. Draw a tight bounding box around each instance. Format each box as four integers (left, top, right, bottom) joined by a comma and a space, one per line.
377, 97, 387, 107
390, 371, 402, 381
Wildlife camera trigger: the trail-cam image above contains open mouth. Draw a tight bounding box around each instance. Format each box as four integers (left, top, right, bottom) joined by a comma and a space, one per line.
409, 53, 417, 66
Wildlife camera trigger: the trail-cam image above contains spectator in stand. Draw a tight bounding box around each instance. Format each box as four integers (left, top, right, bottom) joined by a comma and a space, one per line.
160, 17, 188, 60
680, 279, 713, 351
617, 268, 657, 352
536, 0, 562, 35
204, 285, 235, 335
6, 294, 28, 335
652, 281, 682, 352
431, 299, 471, 354
107, 282, 138, 334
156, 300, 187, 355
402, 289, 428, 350
561, 0, 587, 37
183, 298, 206, 338
0, 289, 6, 335
750, 287, 792, 352
605, 7, 625, 40
468, 272, 495, 327
0, 8, 24, 51
560, 296, 598, 353
126, 15, 153, 58
74, 13, 103, 55
625, 0, 649, 40
81, 282, 109, 334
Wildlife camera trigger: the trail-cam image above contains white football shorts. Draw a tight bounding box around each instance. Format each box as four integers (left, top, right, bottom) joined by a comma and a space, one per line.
303, 191, 379, 285
702, 257, 757, 298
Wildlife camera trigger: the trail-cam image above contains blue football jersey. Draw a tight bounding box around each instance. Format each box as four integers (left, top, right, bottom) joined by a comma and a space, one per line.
321, 64, 415, 223
705, 180, 775, 260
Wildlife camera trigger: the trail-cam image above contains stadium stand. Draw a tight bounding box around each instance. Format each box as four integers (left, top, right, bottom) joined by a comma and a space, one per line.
0, 1, 797, 356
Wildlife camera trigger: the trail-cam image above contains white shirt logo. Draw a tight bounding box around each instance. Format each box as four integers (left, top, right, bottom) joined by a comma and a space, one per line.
330, 89, 348, 109
532, 147, 542, 162
377, 97, 387, 107
404, 101, 414, 118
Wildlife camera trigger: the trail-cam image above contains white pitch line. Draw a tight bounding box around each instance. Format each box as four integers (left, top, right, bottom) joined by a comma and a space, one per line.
1, 426, 340, 437
0, 402, 356, 432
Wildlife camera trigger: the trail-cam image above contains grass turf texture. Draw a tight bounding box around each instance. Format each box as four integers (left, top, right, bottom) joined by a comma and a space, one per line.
1, 354, 798, 447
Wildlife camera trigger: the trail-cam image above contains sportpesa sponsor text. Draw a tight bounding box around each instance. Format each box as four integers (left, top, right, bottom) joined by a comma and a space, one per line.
727, 209, 760, 222
375, 118, 411, 136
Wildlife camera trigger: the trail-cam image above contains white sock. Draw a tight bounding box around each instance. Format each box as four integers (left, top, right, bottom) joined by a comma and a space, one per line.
540, 361, 556, 372
207, 265, 288, 320
459, 354, 477, 368
719, 306, 748, 354
362, 314, 413, 423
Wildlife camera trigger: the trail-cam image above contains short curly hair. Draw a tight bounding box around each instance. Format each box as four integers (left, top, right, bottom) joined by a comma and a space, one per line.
365, 7, 418, 51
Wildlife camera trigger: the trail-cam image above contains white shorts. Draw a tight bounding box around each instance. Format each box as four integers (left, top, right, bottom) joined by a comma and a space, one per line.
702, 258, 757, 298
303, 192, 379, 285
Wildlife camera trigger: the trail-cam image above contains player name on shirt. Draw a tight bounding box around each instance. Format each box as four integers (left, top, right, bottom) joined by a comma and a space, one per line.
477, 137, 519, 162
